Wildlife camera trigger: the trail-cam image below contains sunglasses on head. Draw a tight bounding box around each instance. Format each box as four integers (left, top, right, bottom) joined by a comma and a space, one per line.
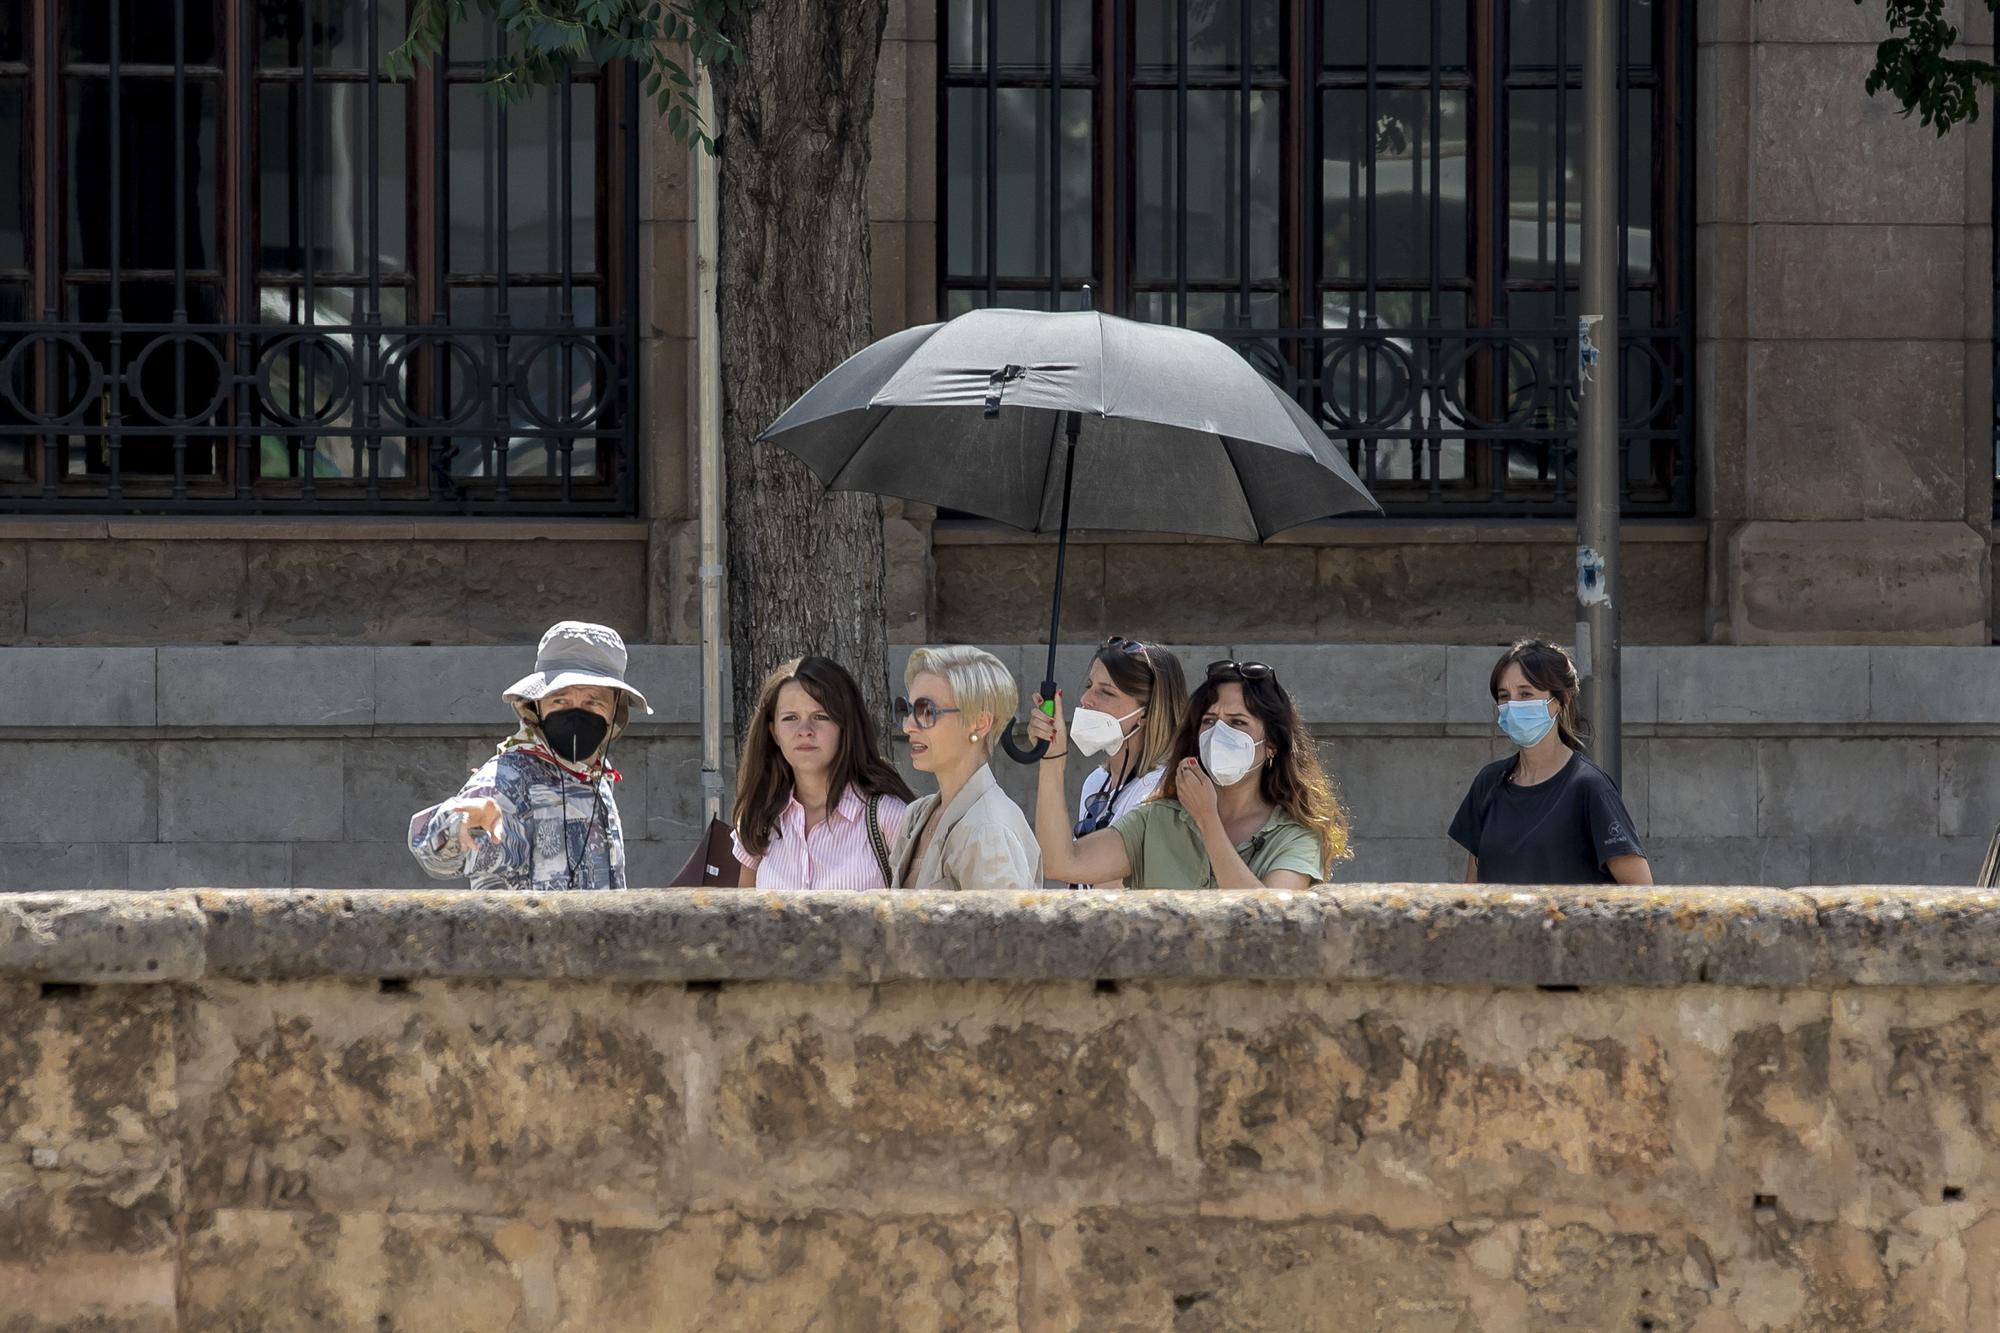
1206, 659, 1275, 683
893, 695, 962, 730
1104, 635, 1153, 667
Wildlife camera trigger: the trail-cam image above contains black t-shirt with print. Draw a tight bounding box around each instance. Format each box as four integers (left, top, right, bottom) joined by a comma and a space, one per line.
1448, 750, 1643, 885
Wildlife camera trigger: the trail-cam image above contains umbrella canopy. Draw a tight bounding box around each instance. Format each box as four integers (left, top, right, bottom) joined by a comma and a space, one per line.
759, 308, 1381, 540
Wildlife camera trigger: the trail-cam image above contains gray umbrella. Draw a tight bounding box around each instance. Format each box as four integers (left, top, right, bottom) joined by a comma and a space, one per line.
758, 306, 1381, 760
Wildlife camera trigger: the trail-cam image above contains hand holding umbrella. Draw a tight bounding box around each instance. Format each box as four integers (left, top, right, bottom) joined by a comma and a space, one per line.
759, 305, 1381, 761
1026, 689, 1067, 759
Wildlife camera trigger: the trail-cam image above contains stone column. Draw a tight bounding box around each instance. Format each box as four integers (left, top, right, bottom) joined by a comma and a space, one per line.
869, 0, 938, 643
639, 100, 700, 643
1702, 0, 1992, 645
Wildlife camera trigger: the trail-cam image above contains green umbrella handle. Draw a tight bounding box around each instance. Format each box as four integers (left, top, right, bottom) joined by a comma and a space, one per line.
999, 678, 1060, 763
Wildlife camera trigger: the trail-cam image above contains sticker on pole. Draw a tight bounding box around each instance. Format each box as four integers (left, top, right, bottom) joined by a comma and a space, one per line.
1577, 546, 1608, 607
1577, 314, 1601, 386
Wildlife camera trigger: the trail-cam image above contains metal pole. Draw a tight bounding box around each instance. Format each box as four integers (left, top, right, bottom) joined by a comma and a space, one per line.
998, 410, 1079, 766
695, 68, 727, 824
1577, 0, 1621, 783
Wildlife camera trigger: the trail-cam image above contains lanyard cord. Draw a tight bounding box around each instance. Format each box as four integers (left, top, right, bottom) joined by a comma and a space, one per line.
523, 755, 610, 890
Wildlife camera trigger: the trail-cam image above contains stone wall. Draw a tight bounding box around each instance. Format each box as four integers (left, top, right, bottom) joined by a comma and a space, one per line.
0, 644, 709, 893
0, 520, 651, 646
930, 522, 1710, 646
1697, 0, 1993, 644
8, 886, 2000, 1332
8, 641, 1994, 892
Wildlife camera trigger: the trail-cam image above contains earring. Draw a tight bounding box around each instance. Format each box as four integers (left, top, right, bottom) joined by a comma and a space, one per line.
970, 733, 981, 743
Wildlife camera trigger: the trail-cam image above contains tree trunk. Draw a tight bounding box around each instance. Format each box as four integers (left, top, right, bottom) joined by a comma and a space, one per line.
713, 0, 891, 736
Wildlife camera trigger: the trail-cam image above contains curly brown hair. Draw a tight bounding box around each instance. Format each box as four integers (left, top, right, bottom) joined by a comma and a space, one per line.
1153, 666, 1351, 873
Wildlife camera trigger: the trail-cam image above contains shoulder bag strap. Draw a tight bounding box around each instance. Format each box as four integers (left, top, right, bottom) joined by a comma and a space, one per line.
866, 794, 893, 886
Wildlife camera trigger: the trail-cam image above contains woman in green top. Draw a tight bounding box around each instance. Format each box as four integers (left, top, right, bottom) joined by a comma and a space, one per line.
1029, 660, 1352, 889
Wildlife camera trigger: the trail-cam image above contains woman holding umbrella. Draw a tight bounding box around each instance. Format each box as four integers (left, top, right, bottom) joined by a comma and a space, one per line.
1030, 660, 1349, 890
754, 305, 1380, 778
886, 645, 1043, 891
1062, 636, 1188, 887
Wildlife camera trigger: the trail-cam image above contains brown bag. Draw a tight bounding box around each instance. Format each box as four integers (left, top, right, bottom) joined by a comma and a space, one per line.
671, 818, 741, 888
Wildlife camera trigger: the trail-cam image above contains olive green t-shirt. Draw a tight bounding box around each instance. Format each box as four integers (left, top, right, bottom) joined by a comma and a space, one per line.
1111, 799, 1324, 889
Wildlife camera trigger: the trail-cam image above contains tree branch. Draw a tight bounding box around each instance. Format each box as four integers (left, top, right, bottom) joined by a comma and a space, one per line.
387, 0, 751, 148
1861, 0, 2000, 135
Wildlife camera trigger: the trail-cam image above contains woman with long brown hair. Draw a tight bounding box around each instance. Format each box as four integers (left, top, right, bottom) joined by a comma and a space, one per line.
1030, 660, 1349, 890
1449, 638, 1651, 885
731, 656, 915, 890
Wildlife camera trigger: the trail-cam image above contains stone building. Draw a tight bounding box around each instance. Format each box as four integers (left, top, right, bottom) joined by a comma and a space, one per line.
0, 0, 1991, 886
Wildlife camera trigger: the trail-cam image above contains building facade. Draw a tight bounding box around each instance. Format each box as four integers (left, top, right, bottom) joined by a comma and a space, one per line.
0, 0, 1992, 887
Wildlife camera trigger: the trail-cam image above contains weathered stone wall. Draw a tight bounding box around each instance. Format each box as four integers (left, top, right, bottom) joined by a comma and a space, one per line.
7, 886, 2000, 1332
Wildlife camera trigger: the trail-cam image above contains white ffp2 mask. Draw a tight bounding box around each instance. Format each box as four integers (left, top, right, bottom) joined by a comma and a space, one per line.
1199, 720, 1261, 787
1070, 705, 1141, 758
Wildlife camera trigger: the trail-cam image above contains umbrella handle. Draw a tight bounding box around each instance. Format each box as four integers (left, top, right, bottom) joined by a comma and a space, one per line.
998, 680, 1060, 764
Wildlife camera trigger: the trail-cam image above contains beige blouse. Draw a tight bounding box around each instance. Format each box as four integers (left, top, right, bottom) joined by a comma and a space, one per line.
888, 763, 1043, 891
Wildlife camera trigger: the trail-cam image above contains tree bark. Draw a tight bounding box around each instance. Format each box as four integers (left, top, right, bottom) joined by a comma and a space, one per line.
712, 0, 891, 736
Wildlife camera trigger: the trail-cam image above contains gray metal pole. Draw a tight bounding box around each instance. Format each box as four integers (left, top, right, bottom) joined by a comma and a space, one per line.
695, 70, 728, 824
1577, 0, 1621, 783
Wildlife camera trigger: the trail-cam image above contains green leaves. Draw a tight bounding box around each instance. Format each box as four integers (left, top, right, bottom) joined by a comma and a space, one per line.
1860, 0, 2000, 135
389, 0, 752, 149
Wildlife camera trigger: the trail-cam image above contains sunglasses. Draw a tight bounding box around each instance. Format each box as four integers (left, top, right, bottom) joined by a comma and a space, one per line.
1206, 659, 1275, 683
1073, 788, 1116, 840
1104, 635, 1153, 667
893, 695, 962, 730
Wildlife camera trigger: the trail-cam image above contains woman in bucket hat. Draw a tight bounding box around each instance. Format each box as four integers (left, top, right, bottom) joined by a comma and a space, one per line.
408, 621, 651, 891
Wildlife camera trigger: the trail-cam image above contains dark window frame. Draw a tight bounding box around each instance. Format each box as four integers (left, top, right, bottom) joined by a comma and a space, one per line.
0, 0, 641, 514
939, 0, 1696, 519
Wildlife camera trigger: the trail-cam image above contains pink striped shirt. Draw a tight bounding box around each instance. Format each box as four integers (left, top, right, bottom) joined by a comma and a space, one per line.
731, 786, 909, 890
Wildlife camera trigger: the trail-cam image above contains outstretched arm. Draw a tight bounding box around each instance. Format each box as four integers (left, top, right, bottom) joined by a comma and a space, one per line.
1028, 692, 1133, 886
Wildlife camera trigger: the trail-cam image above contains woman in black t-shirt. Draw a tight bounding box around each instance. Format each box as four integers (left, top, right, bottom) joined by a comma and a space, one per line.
1449, 639, 1652, 886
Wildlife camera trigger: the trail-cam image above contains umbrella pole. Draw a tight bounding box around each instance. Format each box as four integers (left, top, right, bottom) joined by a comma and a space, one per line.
1002, 409, 1083, 764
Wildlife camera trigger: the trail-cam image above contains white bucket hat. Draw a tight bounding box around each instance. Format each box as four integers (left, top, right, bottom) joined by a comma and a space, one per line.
503, 621, 653, 715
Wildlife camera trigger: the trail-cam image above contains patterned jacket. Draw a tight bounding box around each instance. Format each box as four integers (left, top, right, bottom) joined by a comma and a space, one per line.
408, 746, 627, 891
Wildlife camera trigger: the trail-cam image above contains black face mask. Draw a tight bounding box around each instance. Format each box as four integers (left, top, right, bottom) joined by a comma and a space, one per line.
540, 707, 611, 765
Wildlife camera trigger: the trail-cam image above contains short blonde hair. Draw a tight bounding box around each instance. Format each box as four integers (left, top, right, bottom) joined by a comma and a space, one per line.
905, 645, 1018, 748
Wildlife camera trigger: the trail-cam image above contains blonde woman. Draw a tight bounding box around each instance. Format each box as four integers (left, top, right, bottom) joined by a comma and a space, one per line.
887, 645, 1043, 891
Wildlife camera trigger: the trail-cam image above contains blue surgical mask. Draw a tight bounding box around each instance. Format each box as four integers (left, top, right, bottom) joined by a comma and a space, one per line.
1497, 699, 1556, 749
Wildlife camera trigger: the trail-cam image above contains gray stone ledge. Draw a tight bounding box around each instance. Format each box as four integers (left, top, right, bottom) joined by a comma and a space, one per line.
0, 644, 1995, 731
3, 886, 1999, 987
0, 892, 207, 981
